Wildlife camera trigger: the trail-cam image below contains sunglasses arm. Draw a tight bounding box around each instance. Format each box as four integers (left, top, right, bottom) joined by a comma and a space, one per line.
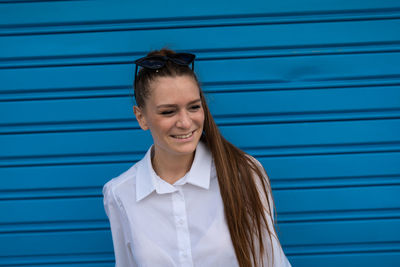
133, 64, 139, 99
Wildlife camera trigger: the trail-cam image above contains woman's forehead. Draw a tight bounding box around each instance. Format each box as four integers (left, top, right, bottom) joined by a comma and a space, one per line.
148, 75, 200, 103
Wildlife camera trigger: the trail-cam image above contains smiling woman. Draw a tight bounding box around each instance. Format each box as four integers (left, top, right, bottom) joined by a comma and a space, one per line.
133, 76, 205, 184
102, 49, 291, 267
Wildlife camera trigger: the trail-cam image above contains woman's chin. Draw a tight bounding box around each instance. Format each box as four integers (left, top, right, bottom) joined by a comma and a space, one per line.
167, 135, 200, 155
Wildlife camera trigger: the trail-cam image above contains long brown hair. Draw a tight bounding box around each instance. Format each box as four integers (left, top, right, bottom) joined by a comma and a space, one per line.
134, 48, 277, 267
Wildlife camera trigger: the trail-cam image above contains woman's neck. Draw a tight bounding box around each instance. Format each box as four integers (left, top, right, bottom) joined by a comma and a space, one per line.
151, 148, 195, 184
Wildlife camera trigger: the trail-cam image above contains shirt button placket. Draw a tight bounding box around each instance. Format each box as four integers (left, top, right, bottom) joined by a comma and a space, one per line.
172, 188, 193, 267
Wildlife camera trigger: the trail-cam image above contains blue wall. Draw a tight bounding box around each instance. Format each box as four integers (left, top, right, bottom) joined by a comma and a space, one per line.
1, 1, 400, 266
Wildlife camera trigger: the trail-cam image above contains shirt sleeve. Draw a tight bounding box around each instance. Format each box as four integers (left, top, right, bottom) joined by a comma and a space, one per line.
103, 182, 137, 267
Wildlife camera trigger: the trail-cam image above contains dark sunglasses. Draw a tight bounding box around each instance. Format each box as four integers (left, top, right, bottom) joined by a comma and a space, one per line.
133, 53, 196, 89
134, 53, 195, 70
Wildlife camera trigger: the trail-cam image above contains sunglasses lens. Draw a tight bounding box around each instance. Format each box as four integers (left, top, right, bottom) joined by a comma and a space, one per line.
170, 53, 195, 65
136, 56, 165, 69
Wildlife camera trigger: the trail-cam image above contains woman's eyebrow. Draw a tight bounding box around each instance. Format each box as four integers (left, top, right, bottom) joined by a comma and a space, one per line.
187, 99, 201, 105
156, 104, 177, 109
156, 99, 201, 109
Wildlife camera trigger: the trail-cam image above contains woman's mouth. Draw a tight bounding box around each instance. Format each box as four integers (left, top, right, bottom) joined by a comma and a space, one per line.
171, 131, 194, 139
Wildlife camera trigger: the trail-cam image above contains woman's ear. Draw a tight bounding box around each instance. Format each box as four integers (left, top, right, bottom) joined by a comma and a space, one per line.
133, 106, 149, 130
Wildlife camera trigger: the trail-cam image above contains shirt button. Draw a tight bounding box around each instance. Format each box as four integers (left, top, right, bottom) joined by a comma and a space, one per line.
178, 218, 184, 225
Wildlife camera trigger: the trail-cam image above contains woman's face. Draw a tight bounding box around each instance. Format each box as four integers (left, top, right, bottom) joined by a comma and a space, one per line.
134, 75, 205, 160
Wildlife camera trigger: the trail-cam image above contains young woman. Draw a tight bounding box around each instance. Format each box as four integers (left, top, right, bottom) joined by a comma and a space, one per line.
103, 49, 291, 267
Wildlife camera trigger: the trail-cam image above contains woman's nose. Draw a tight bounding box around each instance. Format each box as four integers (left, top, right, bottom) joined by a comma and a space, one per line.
176, 111, 191, 129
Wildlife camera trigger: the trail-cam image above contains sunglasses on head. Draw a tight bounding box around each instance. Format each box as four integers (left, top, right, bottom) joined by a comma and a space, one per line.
134, 53, 195, 70
133, 53, 196, 90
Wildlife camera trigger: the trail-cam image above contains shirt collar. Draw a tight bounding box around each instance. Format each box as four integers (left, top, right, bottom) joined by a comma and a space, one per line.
136, 141, 212, 202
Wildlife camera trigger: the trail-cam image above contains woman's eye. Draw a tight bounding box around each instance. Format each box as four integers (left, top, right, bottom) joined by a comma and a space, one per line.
160, 110, 175, 115
190, 105, 201, 111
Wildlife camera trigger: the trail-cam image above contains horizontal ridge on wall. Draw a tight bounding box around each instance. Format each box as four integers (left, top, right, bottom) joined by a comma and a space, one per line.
2, 43, 400, 69
1, 0, 400, 25
1, 209, 399, 235
1, 248, 399, 266
1, 16, 400, 66
2, 152, 399, 191
1, 195, 399, 229
2, 53, 400, 95
0, 219, 110, 234
2, 79, 400, 101
1, 110, 400, 134
0, 0, 73, 4
0, 242, 398, 265
2, 117, 400, 144
0, 252, 114, 267
1, 9, 400, 36
1, 174, 400, 200
0, 187, 103, 201
285, 240, 400, 256
0, 137, 400, 164
279, 207, 400, 223
2, 141, 400, 167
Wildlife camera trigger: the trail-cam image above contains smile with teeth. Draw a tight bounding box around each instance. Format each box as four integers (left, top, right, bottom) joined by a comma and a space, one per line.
172, 131, 194, 139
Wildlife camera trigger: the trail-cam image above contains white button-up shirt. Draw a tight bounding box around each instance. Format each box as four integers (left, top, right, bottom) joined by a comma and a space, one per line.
103, 142, 291, 267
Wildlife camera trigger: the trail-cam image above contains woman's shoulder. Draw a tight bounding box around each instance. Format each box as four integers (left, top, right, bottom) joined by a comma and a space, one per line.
245, 153, 259, 163
244, 154, 265, 173
244, 153, 272, 190
102, 159, 143, 197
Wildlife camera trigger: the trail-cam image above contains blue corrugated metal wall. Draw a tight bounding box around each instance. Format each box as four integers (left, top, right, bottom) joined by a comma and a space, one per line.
1, 1, 400, 266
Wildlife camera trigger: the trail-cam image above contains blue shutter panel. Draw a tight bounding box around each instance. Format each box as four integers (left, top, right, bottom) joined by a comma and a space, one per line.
1, 1, 399, 266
